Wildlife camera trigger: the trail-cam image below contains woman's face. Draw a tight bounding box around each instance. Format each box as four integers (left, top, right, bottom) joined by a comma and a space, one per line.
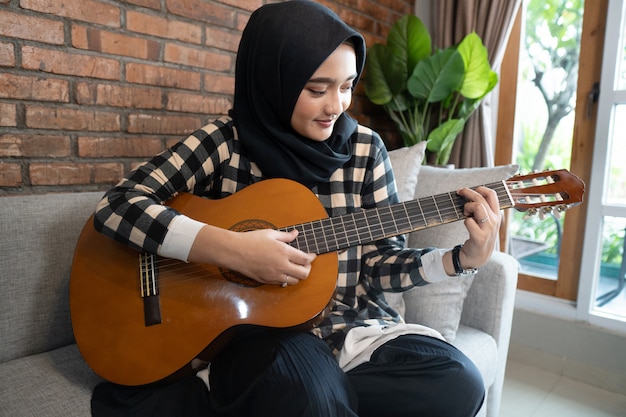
291, 43, 357, 142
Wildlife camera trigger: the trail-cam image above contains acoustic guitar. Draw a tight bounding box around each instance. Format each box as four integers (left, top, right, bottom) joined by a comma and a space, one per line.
69, 169, 584, 386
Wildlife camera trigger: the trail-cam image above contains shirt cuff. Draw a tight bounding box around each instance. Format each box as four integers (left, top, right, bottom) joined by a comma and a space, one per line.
420, 248, 454, 283
159, 215, 206, 262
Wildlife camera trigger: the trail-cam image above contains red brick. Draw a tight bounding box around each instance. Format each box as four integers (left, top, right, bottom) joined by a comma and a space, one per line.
0, 162, 22, 187
166, 0, 236, 26
218, 0, 262, 12
72, 26, 160, 60
164, 137, 183, 149
205, 26, 241, 53
235, 12, 251, 32
0, 134, 71, 157
204, 73, 235, 95
126, 62, 201, 90
22, 46, 120, 80
126, 10, 202, 44
337, 9, 376, 34
128, 114, 201, 135
0, 103, 17, 127
93, 162, 125, 184
122, 0, 161, 10
30, 162, 93, 185
0, 10, 65, 44
0, 42, 15, 67
166, 92, 231, 115
21, 0, 121, 27
26, 106, 121, 132
164, 44, 232, 72
0, 73, 69, 102
76, 82, 163, 109
78, 136, 163, 157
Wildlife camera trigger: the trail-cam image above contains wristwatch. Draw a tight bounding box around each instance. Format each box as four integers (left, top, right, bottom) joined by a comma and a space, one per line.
451, 244, 478, 277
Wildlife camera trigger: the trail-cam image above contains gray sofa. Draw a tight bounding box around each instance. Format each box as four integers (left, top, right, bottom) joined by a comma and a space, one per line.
0, 145, 518, 416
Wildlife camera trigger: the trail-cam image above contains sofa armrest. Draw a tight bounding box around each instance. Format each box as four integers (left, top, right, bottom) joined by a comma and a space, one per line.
461, 250, 518, 417
461, 251, 518, 341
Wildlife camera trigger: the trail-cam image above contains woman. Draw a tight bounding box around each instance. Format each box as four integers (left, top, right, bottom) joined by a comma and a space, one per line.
93, 1, 500, 416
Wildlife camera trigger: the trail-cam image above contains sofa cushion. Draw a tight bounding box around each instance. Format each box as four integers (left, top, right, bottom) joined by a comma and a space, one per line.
0, 191, 103, 363
387, 141, 426, 202
0, 344, 102, 416
385, 142, 426, 316
403, 164, 518, 342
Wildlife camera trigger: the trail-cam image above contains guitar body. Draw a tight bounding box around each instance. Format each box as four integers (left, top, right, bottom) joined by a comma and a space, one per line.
70, 179, 338, 386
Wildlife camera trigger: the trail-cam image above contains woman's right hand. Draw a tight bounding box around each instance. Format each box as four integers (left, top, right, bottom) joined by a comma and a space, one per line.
188, 226, 316, 287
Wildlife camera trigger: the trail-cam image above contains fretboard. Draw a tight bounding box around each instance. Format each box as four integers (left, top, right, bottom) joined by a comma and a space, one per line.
283, 180, 513, 254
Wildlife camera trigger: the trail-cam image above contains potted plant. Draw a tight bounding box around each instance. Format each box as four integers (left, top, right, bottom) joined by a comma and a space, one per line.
364, 15, 498, 165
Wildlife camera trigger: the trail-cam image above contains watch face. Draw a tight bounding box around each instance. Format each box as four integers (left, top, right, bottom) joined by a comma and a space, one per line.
459, 268, 478, 277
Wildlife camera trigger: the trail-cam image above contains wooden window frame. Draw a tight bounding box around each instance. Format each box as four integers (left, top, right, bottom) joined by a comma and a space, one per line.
495, 0, 608, 300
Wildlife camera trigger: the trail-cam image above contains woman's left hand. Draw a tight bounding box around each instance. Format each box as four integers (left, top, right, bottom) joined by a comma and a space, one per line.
455, 186, 502, 270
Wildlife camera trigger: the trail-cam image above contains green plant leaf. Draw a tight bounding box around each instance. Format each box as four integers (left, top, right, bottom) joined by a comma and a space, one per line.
457, 70, 498, 119
426, 119, 466, 165
363, 44, 406, 105
457, 32, 495, 99
387, 15, 431, 74
407, 48, 464, 103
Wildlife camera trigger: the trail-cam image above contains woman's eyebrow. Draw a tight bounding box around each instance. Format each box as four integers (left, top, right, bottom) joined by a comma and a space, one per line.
307, 73, 358, 84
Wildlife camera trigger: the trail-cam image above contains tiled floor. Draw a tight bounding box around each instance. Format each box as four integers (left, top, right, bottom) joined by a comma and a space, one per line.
501, 360, 626, 416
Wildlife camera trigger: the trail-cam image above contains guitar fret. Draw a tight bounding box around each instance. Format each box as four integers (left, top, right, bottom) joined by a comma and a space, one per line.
415, 199, 428, 226
322, 219, 336, 252
354, 211, 371, 244
448, 192, 463, 220
310, 219, 324, 253
380, 205, 401, 238
418, 197, 438, 227
284, 180, 523, 255
337, 216, 348, 251
400, 202, 414, 231
435, 193, 459, 223
366, 208, 385, 241
433, 196, 444, 223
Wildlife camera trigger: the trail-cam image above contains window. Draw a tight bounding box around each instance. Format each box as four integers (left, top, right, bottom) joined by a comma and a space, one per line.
578, 0, 626, 331
498, 0, 626, 332
496, 0, 607, 302
508, 0, 583, 283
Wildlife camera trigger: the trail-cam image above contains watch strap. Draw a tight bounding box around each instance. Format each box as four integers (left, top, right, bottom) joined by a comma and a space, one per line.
451, 244, 477, 276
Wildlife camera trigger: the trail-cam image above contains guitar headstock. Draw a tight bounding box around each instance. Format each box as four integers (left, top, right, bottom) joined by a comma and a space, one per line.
505, 169, 585, 218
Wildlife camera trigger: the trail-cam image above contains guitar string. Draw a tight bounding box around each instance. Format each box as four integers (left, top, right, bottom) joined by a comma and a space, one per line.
286, 184, 513, 253
288, 182, 564, 254
136, 180, 563, 289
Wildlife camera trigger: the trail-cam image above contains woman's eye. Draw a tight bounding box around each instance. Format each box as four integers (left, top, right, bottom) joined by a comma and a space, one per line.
308, 88, 326, 96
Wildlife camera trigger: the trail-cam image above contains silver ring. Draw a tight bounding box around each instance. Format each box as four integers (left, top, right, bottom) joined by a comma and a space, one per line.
479, 217, 488, 224
281, 275, 288, 288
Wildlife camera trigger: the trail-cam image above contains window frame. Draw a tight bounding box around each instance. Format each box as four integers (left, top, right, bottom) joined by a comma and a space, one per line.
495, 0, 608, 302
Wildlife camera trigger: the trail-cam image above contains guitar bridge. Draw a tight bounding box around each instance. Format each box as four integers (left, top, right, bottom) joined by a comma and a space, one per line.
140, 253, 162, 326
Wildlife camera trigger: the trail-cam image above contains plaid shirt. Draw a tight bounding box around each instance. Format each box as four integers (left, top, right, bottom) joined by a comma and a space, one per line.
95, 115, 434, 355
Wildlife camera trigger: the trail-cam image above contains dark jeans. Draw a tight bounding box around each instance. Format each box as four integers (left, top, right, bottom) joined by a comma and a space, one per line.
207, 330, 485, 417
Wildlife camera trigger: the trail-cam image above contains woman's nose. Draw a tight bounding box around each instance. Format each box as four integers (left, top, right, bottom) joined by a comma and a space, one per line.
325, 91, 343, 115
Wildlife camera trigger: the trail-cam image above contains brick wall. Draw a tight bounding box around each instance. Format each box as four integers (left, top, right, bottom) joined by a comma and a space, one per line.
0, 0, 412, 194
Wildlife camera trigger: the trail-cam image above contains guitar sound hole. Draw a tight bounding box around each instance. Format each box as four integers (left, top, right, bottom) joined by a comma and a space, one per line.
221, 218, 277, 287
219, 268, 262, 287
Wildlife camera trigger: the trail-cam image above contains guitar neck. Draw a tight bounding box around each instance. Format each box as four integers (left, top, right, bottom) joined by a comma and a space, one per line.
285, 180, 513, 255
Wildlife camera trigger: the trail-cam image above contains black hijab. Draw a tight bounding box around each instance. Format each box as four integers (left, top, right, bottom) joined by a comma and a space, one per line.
231, 1, 366, 187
